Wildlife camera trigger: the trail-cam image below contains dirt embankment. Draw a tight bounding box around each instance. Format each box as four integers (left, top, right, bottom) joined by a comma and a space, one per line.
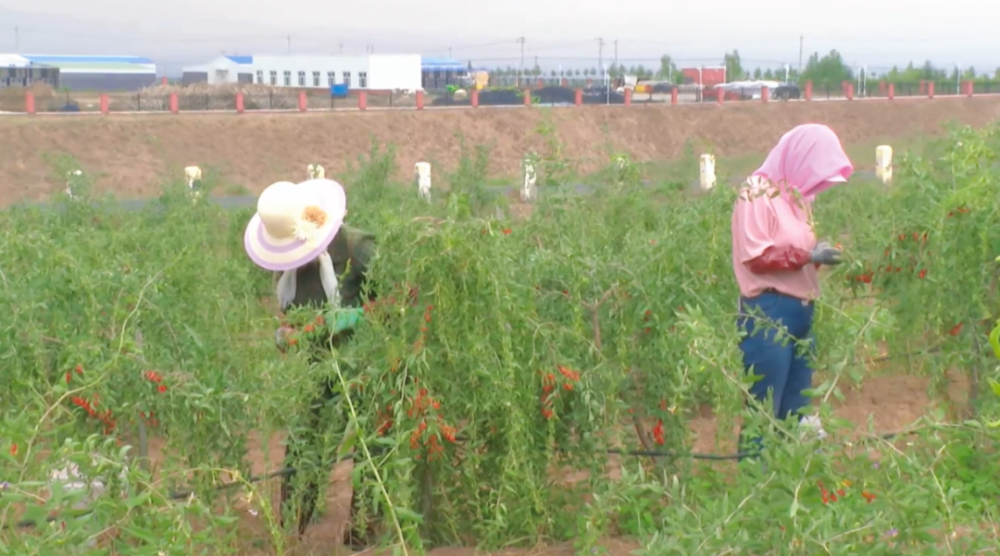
3, 97, 1000, 205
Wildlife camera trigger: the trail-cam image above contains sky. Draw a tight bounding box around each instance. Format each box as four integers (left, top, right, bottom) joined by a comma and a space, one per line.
0, 1, 995, 76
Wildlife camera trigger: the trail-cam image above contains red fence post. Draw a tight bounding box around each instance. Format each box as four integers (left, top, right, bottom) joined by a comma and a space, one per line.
574, 88, 583, 106
804, 80, 813, 101
966, 80, 974, 97
927, 82, 935, 99
670, 88, 678, 105
624, 88, 632, 105
846, 83, 855, 101
536, 78, 543, 88
298, 91, 307, 111
235, 92, 245, 114
161, 76, 168, 86
716, 88, 724, 105
888, 83, 895, 100
524, 89, 531, 107
416, 90, 424, 110
471, 89, 479, 108
24, 92, 35, 114
169, 92, 179, 114
761, 86, 769, 102
358, 92, 367, 111
100, 93, 109, 114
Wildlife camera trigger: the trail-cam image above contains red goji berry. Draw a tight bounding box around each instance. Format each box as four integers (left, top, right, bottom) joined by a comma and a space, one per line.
563, 383, 573, 391
918, 269, 927, 279
304, 324, 314, 333
9, 443, 17, 456
652, 419, 665, 445
157, 384, 167, 394
950, 323, 964, 336
65, 372, 72, 384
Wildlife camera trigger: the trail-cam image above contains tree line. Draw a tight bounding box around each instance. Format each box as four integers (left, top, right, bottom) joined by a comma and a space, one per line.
487, 50, 1000, 87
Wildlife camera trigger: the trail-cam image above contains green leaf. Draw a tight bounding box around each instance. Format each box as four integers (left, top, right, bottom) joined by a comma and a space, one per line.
392, 506, 425, 524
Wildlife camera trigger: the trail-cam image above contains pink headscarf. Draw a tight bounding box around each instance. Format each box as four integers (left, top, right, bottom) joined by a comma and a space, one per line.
753, 124, 854, 202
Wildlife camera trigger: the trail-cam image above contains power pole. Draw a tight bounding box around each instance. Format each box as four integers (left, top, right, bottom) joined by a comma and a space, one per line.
798, 35, 803, 75
613, 39, 618, 74
516, 36, 525, 87
597, 37, 604, 78
448, 47, 452, 58
287, 34, 291, 54
14, 26, 19, 52
339, 43, 343, 54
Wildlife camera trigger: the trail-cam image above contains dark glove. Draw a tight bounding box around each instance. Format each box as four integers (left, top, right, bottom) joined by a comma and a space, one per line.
810, 242, 843, 266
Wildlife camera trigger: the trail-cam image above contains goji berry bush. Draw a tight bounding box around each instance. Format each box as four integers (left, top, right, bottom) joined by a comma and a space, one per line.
0, 127, 998, 555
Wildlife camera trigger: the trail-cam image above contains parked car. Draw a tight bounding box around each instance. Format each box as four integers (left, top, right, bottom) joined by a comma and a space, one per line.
772, 83, 801, 100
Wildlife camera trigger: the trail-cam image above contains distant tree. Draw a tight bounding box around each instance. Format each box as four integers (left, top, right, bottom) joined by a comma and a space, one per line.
724, 50, 745, 80
753, 68, 762, 79
550, 69, 557, 77
801, 50, 853, 87
657, 55, 679, 82
574, 69, 581, 76
763, 68, 774, 80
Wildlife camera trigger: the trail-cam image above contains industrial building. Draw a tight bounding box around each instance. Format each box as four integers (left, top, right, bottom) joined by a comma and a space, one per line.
0, 55, 156, 91
421, 57, 468, 89
181, 54, 424, 91
0, 54, 60, 89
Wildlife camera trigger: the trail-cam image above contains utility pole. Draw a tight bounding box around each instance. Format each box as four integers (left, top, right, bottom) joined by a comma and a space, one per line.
613, 39, 618, 75
339, 43, 343, 53
516, 36, 525, 87
286, 34, 291, 54
448, 47, 452, 58
597, 37, 604, 79
798, 35, 803, 75
14, 26, 19, 53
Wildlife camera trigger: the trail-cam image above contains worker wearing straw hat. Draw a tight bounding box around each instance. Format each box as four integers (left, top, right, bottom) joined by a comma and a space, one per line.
243, 178, 382, 547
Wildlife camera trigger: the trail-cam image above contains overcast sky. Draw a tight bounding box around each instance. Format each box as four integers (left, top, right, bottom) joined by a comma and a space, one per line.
0, 1, 994, 75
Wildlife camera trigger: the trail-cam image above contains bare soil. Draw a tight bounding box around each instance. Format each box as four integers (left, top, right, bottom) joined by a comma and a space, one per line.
2, 97, 1000, 205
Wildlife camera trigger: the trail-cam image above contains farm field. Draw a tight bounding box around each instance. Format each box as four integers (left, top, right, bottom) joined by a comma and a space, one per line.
0, 102, 999, 556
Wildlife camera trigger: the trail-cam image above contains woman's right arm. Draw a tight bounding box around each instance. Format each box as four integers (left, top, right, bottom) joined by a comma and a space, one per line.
733, 190, 812, 274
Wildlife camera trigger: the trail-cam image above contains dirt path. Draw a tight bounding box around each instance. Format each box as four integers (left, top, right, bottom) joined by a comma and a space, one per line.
3, 97, 1000, 205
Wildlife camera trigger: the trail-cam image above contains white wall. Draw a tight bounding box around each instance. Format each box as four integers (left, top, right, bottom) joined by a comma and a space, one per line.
182, 54, 421, 90
249, 55, 370, 88
368, 54, 421, 91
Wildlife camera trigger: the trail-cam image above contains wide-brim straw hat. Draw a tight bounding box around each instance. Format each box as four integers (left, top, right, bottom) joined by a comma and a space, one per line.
243, 179, 347, 271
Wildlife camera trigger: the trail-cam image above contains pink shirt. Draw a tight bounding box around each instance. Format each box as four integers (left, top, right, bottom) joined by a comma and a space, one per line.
731, 176, 820, 300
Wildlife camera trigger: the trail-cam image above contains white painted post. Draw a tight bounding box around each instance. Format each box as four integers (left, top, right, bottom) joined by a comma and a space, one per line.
307, 163, 325, 180
699, 154, 716, 190
613, 155, 631, 184
414, 162, 432, 201
185, 165, 203, 200
875, 145, 892, 184
520, 157, 537, 202
65, 169, 83, 199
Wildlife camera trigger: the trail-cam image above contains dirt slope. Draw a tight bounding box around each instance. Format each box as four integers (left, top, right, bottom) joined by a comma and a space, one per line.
2, 97, 1000, 205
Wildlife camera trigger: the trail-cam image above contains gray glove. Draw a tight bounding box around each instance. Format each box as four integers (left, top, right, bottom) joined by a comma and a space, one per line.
810, 242, 843, 265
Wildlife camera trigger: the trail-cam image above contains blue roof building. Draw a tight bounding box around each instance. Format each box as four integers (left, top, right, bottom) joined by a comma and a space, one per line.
16, 55, 157, 91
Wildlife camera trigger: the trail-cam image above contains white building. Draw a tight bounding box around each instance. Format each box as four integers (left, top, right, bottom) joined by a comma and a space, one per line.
181, 54, 421, 91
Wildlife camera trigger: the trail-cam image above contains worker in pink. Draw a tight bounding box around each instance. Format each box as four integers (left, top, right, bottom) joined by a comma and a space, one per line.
731, 124, 853, 458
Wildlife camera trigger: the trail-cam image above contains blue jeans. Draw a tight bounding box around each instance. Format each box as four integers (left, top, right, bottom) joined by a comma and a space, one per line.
737, 291, 815, 457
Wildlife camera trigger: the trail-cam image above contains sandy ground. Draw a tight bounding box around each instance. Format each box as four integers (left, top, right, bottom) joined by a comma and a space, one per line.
3, 97, 1000, 205
137, 371, 967, 555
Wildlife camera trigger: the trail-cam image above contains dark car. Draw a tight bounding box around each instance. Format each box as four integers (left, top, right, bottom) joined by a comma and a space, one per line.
772, 83, 801, 100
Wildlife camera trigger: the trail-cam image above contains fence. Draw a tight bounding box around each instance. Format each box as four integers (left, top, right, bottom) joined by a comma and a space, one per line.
9, 80, 998, 115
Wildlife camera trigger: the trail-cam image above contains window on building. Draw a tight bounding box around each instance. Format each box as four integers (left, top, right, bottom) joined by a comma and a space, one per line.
283, 71, 291, 86
270, 71, 277, 85
312, 71, 320, 87
327, 71, 336, 86
359, 72, 367, 88
343, 71, 352, 87
298, 71, 306, 86
256, 70, 263, 84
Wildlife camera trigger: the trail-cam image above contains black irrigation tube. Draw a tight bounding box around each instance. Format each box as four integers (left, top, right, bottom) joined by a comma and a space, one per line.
7, 426, 921, 530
